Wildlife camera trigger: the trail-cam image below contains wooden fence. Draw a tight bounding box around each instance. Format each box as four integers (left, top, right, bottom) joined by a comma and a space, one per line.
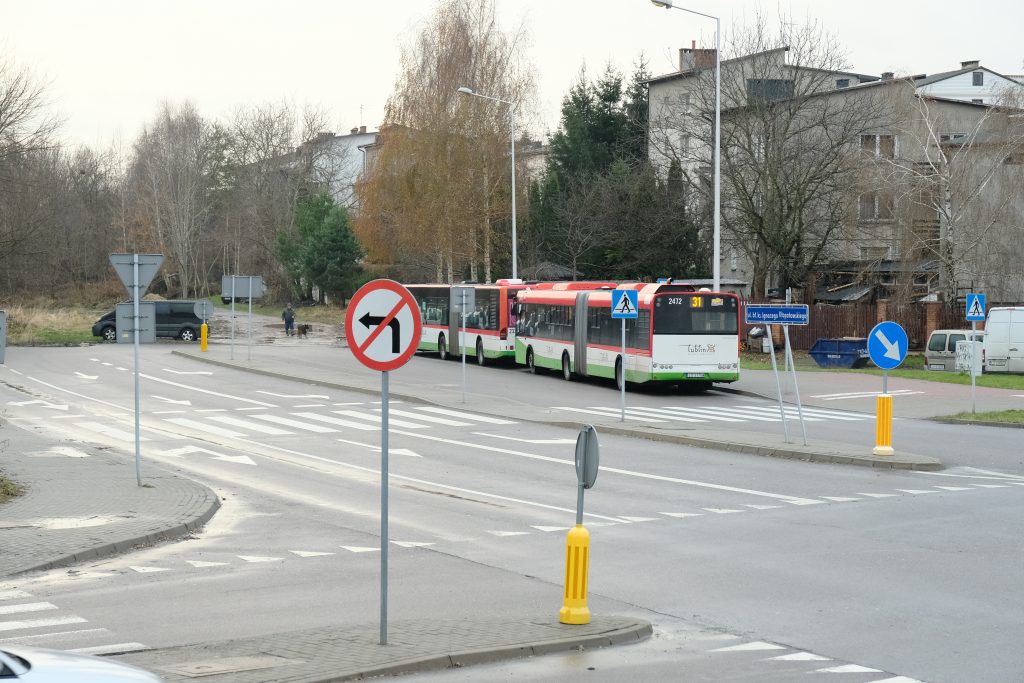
740, 301, 967, 351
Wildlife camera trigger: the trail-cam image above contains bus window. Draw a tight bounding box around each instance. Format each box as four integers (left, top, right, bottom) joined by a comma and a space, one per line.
653, 295, 738, 335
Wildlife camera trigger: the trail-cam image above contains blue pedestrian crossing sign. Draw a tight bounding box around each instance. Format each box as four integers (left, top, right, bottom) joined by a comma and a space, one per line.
867, 321, 908, 370
966, 293, 986, 322
611, 290, 639, 319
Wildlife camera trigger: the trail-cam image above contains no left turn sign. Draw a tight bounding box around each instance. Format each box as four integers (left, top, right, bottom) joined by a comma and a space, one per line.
345, 280, 422, 372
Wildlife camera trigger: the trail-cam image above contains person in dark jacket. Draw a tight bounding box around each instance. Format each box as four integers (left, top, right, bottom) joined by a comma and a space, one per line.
282, 303, 295, 336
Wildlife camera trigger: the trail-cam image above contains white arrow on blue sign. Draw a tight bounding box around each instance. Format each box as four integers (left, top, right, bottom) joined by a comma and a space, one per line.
966, 293, 986, 322
867, 321, 908, 370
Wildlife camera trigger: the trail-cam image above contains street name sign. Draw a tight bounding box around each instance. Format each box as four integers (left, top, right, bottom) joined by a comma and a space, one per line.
966, 293, 986, 322
610, 290, 639, 319
345, 279, 422, 372
745, 304, 809, 326
867, 321, 908, 370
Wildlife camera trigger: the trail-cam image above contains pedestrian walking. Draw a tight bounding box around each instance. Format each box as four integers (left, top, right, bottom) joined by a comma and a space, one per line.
282, 303, 296, 336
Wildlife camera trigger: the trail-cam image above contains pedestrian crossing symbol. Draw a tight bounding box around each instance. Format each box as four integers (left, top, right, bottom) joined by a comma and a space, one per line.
966, 293, 986, 321
611, 290, 639, 319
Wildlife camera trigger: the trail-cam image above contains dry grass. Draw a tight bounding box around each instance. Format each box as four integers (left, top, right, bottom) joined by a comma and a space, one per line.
0, 474, 22, 503
4, 304, 102, 344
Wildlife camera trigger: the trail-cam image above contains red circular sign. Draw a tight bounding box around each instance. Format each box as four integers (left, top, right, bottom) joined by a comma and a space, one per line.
345, 280, 423, 372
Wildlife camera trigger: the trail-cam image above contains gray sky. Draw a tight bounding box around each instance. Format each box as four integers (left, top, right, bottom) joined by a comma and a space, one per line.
2, 0, 1022, 149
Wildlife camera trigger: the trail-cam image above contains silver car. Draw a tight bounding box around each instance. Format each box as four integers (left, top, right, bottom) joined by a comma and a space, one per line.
0, 645, 159, 682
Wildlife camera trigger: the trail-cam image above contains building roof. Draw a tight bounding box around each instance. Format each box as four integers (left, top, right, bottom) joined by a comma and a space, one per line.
645, 46, 878, 86
913, 64, 1023, 87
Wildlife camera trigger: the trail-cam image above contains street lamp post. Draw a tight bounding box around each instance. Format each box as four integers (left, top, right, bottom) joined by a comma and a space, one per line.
457, 86, 518, 281
651, 0, 721, 292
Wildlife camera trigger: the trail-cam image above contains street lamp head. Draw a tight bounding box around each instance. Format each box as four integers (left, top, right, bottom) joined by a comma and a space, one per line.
457, 86, 474, 95
650, 0, 673, 8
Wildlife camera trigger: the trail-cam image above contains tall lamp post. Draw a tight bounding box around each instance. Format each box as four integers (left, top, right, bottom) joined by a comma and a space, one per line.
651, 0, 721, 292
457, 86, 518, 281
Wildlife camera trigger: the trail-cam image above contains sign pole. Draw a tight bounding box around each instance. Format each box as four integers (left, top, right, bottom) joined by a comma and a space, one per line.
620, 318, 626, 422
782, 324, 807, 445
247, 277, 253, 361
971, 320, 977, 414
766, 325, 790, 443
230, 277, 236, 360
380, 370, 387, 643
132, 254, 143, 487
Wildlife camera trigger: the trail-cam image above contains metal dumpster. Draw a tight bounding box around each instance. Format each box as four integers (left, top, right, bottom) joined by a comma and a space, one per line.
808, 337, 869, 369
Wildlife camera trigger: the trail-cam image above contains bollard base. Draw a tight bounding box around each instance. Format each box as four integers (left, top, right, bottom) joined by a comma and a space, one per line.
559, 605, 591, 625
872, 446, 895, 456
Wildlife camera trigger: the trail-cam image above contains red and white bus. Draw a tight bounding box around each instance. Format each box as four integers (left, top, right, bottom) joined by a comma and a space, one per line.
513, 282, 740, 389
406, 280, 526, 365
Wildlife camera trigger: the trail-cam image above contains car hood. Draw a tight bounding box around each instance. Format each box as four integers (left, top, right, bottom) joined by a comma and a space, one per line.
0, 645, 159, 682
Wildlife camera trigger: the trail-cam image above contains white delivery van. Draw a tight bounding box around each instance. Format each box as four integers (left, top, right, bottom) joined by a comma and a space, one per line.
983, 306, 1024, 373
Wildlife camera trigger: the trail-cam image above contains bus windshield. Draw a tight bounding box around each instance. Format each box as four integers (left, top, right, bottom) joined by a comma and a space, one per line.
652, 294, 738, 335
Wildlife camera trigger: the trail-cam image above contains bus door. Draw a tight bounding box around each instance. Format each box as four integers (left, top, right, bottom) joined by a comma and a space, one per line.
448, 288, 462, 357
574, 293, 592, 376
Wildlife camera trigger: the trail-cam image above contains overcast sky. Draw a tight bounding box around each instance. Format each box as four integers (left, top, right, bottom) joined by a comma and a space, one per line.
3, 0, 1022, 150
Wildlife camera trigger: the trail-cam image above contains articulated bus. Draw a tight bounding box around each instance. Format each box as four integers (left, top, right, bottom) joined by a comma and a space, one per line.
513, 282, 741, 389
406, 280, 526, 365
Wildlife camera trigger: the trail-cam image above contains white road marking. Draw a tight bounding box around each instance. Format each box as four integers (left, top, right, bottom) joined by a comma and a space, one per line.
0, 628, 108, 645
238, 555, 283, 563
413, 406, 516, 424
336, 437, 420, 457
252, 415, 336, 433
660, 512, 703, 518
618, 516, 659, 523
208, 415, 292, 435
814, 664, 882, 673
236, 407, 266, 411
74, 421, 146, 442
865, 677, 925, 683
289, 551, 335, 557
822, 496, 861, 502
74, 372, 98, 380
614, 406, 705, 422
742, 405, 865, 421
130, 566, 171, 573
933, 486, 973, 492
292, 413, 377, 431
643, 406, 744, 422
487, 531, 530, 537
392, 541, 434, 548
35, 447, 90, 458
711, 641, 786, 652
697, 406, 782, 422
744, 504, 782, 510
554, 406, 666, 423
474, 433, 577, 444
858, 493, 899, 498
256, 391, 330, 399
333, 410, 429, 429
152, 395, 191, 406
141, 373, 275, 406
0, 616, 88, 632
390, 429, 825, 506
164, 417, 246, 438
152, 410, 187, 415
68, 642, 149, 655
163, 369, 212, 375
7, 399, 67, 410
0, 591, 31, 601
897, 489, 938, 495
186, 561, 228, 568
974, 484, 1011, 489
531, 525, 571, 532
703, 508, 745, 514
341, 546, 379, 553
195, 408, 227, 413
293, 403, 326, 408
155, 445, 256, 466
0, 602, 57, 616
766, 652, 831, 661
380, 408, 471, 426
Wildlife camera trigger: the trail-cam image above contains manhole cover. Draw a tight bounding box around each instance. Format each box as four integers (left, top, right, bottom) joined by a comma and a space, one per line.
161, 655, 300, 677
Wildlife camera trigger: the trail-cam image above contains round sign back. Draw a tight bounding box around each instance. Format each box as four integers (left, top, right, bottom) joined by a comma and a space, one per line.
345, 280, 422, 372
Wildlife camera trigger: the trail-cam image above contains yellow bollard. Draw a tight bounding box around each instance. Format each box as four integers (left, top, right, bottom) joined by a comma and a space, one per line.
201, 322, 208, 352
873, 393, 894, 456
559, 524, 591, 624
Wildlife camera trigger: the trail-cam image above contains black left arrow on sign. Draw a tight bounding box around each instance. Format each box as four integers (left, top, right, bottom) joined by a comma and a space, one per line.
359, 312, 401, 352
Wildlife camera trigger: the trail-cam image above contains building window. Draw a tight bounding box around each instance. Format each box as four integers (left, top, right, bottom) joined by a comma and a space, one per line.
973, 71, 984, 86
860, 246, 889, 260
730, 249, 738, 271
859, 192, 894, 221
972, 98, 984, 104
682, 93, 691, 112
861, 134, 896, 159
939, 132, 967, 143
747, 79, 794, 102
836, 78, 850, 89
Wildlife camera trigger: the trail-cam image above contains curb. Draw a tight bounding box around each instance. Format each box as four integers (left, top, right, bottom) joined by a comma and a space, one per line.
929, 417, 1024, 429
172, 350, 941, 472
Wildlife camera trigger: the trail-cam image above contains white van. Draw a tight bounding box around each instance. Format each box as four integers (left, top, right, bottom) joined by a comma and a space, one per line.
983, 306, 1024, 373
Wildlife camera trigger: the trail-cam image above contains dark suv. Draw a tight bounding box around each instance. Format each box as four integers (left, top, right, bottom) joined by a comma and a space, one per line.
92, 301, 203, 342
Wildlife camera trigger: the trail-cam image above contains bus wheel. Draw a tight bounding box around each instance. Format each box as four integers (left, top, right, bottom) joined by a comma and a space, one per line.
561, 353, 572, 381
527, 347, 537, 374
438, 334, 448, 361
615, 357, 625, 391
476, 338, 486, 366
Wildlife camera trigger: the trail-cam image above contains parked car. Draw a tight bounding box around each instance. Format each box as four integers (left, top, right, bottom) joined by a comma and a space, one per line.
924, 329, 985, 371
220, 295, 250, 304
0, 644, 160, 681
983, 306, 1024, 373
92, 300, 203, 342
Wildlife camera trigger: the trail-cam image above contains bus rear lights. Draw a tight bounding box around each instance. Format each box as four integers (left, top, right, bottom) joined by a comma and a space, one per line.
500, 327, 508, 340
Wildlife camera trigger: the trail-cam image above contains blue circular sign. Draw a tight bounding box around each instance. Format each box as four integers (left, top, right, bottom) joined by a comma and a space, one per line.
867, 321, 908, 370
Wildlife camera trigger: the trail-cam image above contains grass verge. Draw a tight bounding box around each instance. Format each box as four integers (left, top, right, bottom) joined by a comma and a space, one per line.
0, 475, 23, 504
941, 409, 1024, 424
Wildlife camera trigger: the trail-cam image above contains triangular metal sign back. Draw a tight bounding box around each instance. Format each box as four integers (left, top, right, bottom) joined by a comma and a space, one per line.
109, 253, 164, 297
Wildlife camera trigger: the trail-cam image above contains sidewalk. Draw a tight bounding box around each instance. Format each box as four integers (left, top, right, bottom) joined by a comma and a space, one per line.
0, 355, 651, 682
173, 343, 942, 471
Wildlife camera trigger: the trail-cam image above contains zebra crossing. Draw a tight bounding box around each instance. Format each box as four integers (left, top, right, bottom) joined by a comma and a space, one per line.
554, 402, 869, 424
0, 588, 146, 655
70, 404, 516, 443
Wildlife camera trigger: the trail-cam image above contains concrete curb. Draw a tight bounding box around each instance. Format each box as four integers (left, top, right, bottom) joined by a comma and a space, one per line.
929, 417, 1024, 429
172, 350, 941, 471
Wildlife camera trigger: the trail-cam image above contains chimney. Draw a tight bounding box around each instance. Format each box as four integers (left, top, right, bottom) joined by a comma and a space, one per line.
350, 127, 358, 135
881, 71, 894, 80
961, 60, 980, 68
359, 125, 367, 134
680, 43, 717, 72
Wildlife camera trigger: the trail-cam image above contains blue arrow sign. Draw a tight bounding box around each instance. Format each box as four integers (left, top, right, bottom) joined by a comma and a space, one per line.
611, 290, 639, 319
744, 304, 809, 326
966, 293, 986, 322
867, 321, 908, 370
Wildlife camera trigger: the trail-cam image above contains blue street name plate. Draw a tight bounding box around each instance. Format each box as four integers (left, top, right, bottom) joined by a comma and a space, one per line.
744, 304, 809, 326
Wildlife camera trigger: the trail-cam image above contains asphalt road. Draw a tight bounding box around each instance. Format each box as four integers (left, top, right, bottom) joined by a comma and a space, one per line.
2, 344, 1023, 682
